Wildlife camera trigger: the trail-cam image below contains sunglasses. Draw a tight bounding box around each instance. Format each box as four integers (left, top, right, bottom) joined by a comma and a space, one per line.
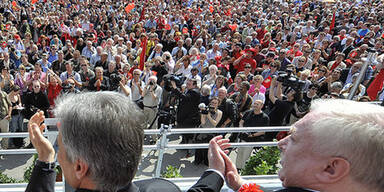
319, 70, 326, 72
244, 66, 251, 68
81, 65, 87, 67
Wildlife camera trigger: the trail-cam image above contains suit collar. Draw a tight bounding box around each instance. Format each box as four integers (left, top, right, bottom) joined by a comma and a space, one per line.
75, 183, 139, 192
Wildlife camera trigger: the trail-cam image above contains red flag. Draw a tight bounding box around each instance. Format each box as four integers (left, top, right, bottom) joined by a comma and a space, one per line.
209, 6, 214, 13
367, 69, 384, 100
31, 0, 38, 4
329, 11, 336, 34
12, 1, 17, 7
139, 2, 147, 22
125, 3, 135, 13
139, 36, 148, 71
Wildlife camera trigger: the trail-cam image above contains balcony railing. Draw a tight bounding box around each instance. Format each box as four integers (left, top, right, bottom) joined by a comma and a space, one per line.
0, 118, 289, 191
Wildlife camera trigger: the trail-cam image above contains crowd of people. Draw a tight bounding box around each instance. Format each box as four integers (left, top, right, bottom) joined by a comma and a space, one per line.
1, 0, 384, 168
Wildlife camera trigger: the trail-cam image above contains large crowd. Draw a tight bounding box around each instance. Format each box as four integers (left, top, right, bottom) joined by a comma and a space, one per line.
0, 0, 384, 167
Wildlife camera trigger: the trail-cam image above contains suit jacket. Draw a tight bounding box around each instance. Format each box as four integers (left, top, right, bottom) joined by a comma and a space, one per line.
173, 87, 200, 126
25, 162, 223, 192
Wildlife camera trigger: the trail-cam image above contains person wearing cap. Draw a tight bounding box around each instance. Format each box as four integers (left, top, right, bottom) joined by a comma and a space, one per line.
94, 52, 110, 70
13, 34, 25, 53
233, 48, 257, 74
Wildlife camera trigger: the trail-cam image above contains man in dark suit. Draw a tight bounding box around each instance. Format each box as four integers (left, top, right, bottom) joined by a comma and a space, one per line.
209, 100, 384, 192
26, 92, 226, 192
171, 78, 200, 144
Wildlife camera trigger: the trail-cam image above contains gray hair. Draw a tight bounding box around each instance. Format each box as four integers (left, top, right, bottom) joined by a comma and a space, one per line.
54, 92, 145, 191
201, 85, 211, 96
308, 99, 384, 190
330, 81, 343, 92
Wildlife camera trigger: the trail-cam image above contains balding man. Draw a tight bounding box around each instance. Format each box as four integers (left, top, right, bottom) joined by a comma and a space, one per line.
208, 99, 384, 192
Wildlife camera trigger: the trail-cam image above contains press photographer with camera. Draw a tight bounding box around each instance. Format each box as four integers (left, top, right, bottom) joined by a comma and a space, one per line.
59, 62, 82, 91
195, 97, 222, 165
228, 81, 252, 142
150, 56, 168, 83
236, 100, 269, 170
267, 76, 302, 140
142, 76, 162, 142
171, 78, 200, 144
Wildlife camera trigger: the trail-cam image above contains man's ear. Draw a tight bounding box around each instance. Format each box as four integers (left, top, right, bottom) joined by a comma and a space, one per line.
74, 159, 90, 180
315, 157, 350, 184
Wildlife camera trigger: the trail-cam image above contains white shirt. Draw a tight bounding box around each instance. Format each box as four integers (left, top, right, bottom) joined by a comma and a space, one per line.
128, 79, 145, 101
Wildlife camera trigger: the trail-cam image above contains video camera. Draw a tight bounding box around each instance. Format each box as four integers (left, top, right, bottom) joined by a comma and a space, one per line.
162, 74, 183, 92
110, 73, 122, 91
277, 69, 305, 92
198, 103, 216, 115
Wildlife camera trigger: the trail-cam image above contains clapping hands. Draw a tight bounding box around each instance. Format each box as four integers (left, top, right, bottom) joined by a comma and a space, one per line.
208, 136, 244, 191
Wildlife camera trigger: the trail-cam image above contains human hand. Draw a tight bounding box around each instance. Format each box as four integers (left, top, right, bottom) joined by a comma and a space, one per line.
95, 79, 101, 87
28, 111, 55, 163
220, 148, 244, 191
208, 135, 231, 176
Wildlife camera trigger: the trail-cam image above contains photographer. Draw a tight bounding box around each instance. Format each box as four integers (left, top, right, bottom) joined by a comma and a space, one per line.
171, 78, 200, 144
142, 76, 162, 142
59, 62, 82, 91
195, 97, 222, 165
78, 59, 95, 91
162, 52, 175, 74
268, 76, 301, 140
217, 87, 238, 128
118, 76, 131, 99
150, 56, 168, 83
228, 81, 253, 141
128, 69, 145, 103
236, 100, 269, 170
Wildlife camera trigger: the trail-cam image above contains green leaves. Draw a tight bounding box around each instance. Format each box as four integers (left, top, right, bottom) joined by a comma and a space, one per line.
161, 165, 183, 178
241, 146, 280, 175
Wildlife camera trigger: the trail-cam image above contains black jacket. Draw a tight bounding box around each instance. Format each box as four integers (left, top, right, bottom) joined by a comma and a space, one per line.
25, 162, 224, 192
23, 91, 50, 119
173, 87, 200, 126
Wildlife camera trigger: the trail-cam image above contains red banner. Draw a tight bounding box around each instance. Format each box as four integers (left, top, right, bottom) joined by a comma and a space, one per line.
139, 36, 148, 71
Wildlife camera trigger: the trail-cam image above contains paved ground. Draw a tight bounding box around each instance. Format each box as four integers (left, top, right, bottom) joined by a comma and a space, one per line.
0, 134, 239, 182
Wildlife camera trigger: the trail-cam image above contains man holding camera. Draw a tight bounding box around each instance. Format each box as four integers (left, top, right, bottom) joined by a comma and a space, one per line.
236, 99, 269, 170
268, 76, 300, 140
142, 76, 162, 142
59, 62, 82, 91
228, 81, 253, 141
171, 78, 200, 144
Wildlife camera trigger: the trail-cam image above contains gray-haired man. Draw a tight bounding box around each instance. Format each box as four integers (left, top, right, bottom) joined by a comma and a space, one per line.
26, 92, 228, 192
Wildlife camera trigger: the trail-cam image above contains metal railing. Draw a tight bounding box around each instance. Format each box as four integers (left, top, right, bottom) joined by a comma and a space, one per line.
0, 118, 290, 191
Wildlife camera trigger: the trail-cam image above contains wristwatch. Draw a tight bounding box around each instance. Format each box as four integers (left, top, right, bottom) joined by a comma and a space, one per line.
35, 160, 56, 170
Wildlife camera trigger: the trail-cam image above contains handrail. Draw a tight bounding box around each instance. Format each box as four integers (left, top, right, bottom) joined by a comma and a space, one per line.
0, 119, 289, 191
